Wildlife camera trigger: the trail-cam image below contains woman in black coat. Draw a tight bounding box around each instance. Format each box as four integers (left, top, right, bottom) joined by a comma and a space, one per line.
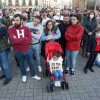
82, 11, 97, 58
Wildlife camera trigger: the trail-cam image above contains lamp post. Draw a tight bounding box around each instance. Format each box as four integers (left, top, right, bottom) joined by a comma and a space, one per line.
94, 0, 97, 11
0, 0, 2, 9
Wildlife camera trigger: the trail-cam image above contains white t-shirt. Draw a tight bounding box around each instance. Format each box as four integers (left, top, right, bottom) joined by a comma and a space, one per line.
53, 15, 63, 25
49, 57, 63, 73
96, 53, 100, 62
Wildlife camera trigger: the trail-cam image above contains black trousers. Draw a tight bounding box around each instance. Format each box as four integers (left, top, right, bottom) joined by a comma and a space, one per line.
85, 51, 98, 69
82, 39, 88, 54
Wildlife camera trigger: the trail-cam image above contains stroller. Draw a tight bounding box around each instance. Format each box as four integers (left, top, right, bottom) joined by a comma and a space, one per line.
43, 42, 69, 93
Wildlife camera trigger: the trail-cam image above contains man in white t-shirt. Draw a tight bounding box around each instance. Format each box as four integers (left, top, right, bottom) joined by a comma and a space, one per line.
42, 13, 50, 27
53, 9, 63, 25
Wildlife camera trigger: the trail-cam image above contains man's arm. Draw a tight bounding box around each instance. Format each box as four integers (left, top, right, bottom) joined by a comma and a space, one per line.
9, 27, 28, 44
31, 25, 43, 39
0, 26, 8, 38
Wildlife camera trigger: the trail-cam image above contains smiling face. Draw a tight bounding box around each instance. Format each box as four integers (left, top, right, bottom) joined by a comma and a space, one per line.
47, 22, 53, 30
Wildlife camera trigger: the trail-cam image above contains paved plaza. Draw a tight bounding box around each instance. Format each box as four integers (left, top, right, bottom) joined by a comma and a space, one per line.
0, 49, 100, 100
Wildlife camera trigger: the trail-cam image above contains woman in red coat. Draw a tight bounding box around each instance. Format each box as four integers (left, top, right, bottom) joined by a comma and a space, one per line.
65, 14, 84, 75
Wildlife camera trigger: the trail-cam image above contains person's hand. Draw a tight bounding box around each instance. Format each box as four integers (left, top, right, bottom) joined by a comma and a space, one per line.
88, 32, 92, 36
87, 52, 90, 58
46, 38, 49, 41
13, 35, 17, 38
37, 32, 41, 35
48, 35, 52, 39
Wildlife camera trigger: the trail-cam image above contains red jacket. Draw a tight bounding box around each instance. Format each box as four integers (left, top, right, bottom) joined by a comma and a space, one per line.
95, 37, 100, 51
65, 24, 84, 51
9, 25, 32, 52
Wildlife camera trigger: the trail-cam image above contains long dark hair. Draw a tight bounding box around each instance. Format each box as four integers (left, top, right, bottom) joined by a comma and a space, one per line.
44, 20, 57, 35
87, 11, 96, 20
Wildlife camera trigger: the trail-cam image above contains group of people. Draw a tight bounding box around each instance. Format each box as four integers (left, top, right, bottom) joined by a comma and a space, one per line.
0, 7, 100, 86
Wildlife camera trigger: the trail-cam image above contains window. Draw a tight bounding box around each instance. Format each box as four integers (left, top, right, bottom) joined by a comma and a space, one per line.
29, 0, 32, 5
35, 0, 38, 5
16, 0, 18, 3
9, 0, 12, 3
23, 0, 25, 5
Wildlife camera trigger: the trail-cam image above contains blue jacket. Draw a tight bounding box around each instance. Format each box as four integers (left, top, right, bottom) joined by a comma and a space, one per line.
87, 34, 97, 53
41, 28, 61, 42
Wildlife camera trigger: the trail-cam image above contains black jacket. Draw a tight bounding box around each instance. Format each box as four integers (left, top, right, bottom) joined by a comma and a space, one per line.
87, 34, 97, 53
82, 18, 97, 40
58, 20, 72, 43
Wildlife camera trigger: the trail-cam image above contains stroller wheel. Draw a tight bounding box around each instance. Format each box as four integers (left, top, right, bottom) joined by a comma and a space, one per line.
61, 81, 68, 90
47, 85, 50, 93
50, 83, 54, 92
65, 82, 69, 89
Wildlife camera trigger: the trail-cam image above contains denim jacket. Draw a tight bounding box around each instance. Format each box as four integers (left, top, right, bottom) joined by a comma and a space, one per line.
40, 28, 61, 42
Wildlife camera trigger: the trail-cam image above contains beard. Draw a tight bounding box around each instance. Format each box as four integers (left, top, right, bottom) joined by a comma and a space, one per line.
15, 22, 21, 28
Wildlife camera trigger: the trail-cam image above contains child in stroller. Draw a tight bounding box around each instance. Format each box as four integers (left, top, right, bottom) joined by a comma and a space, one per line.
45, 42, 68, 92
49, 51, 63, 87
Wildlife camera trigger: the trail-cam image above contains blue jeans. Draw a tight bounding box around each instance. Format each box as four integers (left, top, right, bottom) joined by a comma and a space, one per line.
66, 49, 79, 70
0, 50, 12, 79
95, 60, 100, 66
30, 43, 41, 65
14, 49, 35, 77
52, 70, 63, 81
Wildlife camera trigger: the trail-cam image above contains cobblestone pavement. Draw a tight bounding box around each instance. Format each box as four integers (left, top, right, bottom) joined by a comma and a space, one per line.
0, 49, 100, 100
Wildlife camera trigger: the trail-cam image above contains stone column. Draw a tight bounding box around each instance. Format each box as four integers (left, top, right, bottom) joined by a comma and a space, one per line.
12, 0, 15, 6
25, 0, 29, 6
19, 0, 22, 6
84, 0, 88, 10
32, 0, 35, 6
6, 0, 8, 6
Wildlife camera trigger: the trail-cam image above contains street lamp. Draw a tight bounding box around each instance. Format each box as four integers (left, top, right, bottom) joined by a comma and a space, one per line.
94, 0, 97, 11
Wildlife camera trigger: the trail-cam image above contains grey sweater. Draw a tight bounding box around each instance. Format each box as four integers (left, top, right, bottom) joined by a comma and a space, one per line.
26, 22, 43, 44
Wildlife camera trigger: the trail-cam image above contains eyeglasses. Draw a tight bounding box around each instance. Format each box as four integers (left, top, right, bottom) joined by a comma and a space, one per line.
47, 24, 52, 26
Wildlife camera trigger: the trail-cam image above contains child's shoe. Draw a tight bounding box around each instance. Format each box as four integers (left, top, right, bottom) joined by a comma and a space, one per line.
57, 81, 61, 86
54, 81, 58, 87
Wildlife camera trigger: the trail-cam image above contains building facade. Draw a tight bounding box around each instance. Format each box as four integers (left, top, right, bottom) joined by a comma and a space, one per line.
72, 0, 100, 11
1, 0, 54, 9
72, 0, 88, 10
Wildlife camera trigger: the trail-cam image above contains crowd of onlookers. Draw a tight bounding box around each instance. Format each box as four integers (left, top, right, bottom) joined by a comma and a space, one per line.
0, 7, 100, 86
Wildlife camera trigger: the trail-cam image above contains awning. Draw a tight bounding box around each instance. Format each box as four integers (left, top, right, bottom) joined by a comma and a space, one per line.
21, 8, 28, 10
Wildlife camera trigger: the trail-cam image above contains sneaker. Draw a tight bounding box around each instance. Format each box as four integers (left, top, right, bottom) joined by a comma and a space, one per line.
38, 65, 42, 72
57, 81, 61, 87
0, 74, 6, 80
26, 66, 30, 71
65, 70, 69, 75
89, 68, 94, 72
54, 81, 58, 87
32, 75, 41, 80
3, 78, 12, 85
71, 71, 74, 75
22, 76, 27, 83
84, 68, 88, 74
